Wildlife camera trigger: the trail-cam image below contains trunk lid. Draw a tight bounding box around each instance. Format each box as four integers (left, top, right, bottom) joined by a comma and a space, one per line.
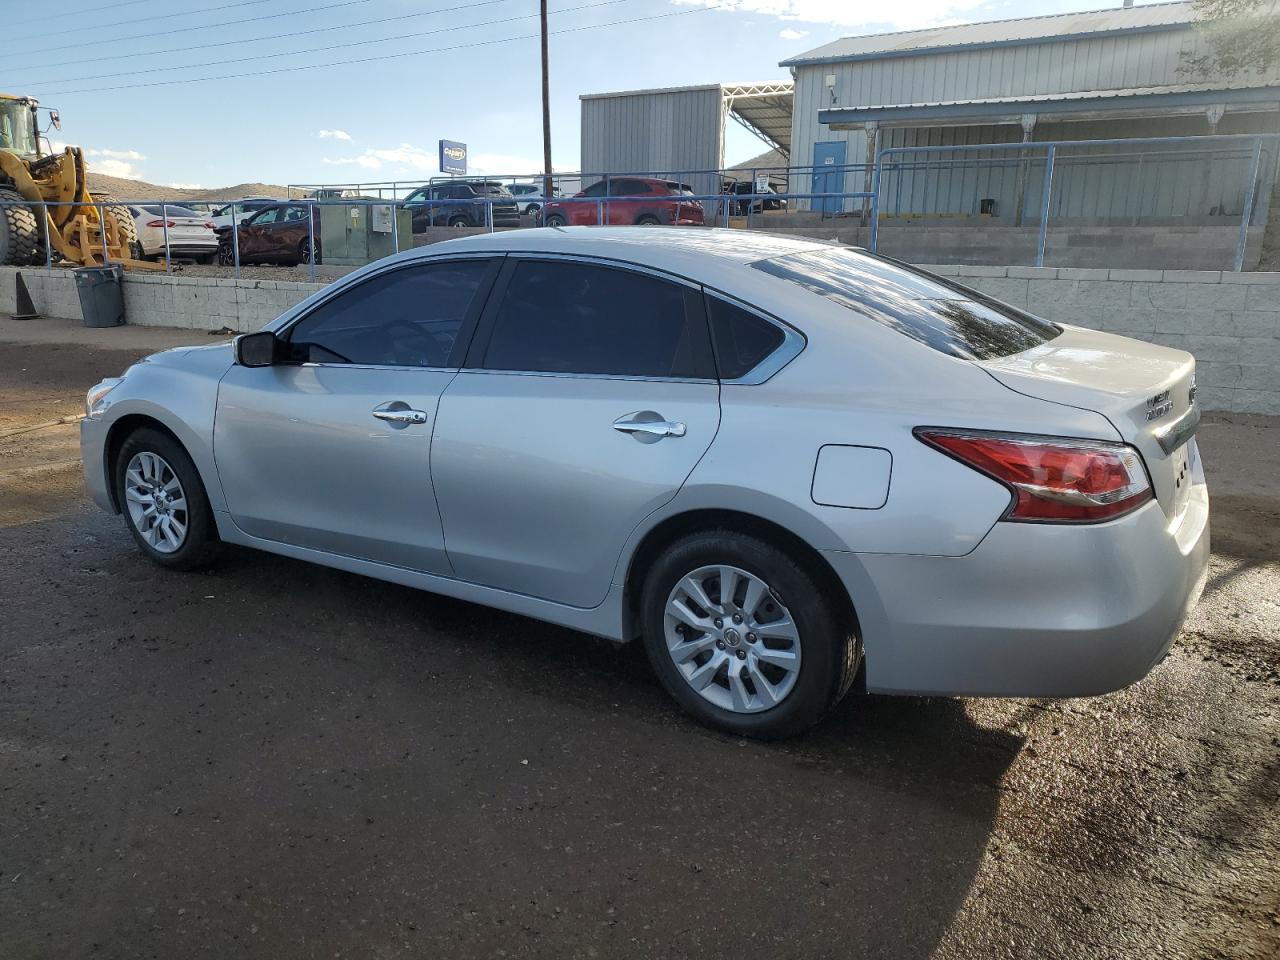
978, 324, 1199, 518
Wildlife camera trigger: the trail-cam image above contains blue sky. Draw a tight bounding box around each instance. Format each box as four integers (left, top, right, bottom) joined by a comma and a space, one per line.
5, 0, 1167, 190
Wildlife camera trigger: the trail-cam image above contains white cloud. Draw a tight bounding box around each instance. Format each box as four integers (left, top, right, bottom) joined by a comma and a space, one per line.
88, 147, 147, 161
92, 158, 145, 179
318, 129, 352, 141
321, 144, 553, 178
674, 0, 990, 31
779, 27, 808, 39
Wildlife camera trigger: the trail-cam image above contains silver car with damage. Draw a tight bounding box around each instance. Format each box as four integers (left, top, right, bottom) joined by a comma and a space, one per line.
82, 228, 1209, 739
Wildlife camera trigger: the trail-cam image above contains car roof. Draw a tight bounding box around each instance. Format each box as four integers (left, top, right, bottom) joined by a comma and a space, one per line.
429, 226, 838, 268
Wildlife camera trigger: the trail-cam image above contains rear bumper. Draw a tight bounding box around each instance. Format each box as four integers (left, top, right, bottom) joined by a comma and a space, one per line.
824, 474, 1210, 698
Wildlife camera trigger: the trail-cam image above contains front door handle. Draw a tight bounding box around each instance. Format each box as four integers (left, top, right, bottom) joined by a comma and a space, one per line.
372, 402, 428, 426
613, 411, 687, 443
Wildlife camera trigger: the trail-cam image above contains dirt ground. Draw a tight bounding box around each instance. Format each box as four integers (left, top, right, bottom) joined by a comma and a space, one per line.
1, 317, 1277, 960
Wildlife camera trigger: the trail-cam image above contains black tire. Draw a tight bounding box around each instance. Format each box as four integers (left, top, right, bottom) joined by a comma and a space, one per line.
0, 186, 40, 267
113, 427, 219, 571
635, 214, 660, 226
217, 239, 234, 266
640, 530, 859, 740
298, 237, 321, 264
91, 193, 139, 251
525, 203, 541, 216
447, 215, 470, 228
544, 213, 567, 228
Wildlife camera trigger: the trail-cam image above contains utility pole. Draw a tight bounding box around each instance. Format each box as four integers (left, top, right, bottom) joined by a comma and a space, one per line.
540, 0, 553, 198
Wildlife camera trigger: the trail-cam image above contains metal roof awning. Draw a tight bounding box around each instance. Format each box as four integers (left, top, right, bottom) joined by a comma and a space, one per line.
722, 81, 794, 157
820, 82, 1280, 129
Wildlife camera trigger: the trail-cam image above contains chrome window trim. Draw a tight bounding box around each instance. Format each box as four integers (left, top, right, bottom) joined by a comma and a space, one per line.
702, 288, 806, 386
498, 251, 703, 291
456, 368, 716, 385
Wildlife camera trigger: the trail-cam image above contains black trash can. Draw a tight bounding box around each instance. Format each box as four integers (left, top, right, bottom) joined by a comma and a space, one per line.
74, 265, 125, 328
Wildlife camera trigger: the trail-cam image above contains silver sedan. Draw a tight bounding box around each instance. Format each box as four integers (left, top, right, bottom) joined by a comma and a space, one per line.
81, 228, 1209, 739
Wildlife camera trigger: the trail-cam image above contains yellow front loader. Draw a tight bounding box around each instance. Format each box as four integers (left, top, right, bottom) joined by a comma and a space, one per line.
0, 93, 162, 270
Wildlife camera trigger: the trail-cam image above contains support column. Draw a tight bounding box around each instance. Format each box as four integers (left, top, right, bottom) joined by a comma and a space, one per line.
1012, 113, 1037, 226
862, 121, 878, 226
1200, 104, 1227, 214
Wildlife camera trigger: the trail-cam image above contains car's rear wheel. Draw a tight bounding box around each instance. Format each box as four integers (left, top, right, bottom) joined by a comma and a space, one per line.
114, 428, 218, 570
298, 237, 321, 264
635, 214, 660, 226
544, 213, 567, 228
447, 215, 470, 228
641, 530, 859, 739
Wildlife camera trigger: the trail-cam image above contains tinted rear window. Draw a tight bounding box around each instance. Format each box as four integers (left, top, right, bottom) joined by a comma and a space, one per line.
142, 205, 200, 218
752, 249, 1059, 360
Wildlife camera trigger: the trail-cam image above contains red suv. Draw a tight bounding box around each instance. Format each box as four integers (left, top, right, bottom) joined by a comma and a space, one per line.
541, 177, 705, 227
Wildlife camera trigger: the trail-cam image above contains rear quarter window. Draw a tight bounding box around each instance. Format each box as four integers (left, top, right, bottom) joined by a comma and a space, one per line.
752, 249, 1059, 360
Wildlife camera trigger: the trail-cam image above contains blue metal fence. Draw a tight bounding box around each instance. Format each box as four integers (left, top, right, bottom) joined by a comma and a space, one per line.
1, 134, 1276, 277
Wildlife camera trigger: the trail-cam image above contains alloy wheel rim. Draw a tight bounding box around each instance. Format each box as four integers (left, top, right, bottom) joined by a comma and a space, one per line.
123, 451, 189, 554
663, 564, 801, 714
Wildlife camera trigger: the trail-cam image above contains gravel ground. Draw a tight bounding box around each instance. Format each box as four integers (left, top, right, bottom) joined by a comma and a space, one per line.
1, 319, 1277, 959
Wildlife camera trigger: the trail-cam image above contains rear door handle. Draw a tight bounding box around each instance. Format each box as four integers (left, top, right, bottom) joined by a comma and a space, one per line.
613, 411, 686, 442
372, 402, 428, 425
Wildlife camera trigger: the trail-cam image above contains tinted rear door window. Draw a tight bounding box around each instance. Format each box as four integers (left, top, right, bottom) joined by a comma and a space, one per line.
753, 248, 1059, 360
480, 260, 712, 378
287, 260, 493, 367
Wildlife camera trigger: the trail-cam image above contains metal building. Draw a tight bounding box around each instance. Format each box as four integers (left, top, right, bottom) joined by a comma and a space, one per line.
781, 1, 1280, 218
579, 82, 794, 199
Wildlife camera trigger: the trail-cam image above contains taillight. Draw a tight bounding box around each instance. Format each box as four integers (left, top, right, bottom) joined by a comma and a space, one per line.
915, 428, 1152, 523
146, 219, 175, 228
205, 221, 215, 229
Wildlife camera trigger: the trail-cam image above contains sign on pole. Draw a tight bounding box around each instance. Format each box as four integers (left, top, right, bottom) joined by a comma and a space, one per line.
439, 140, 467, 176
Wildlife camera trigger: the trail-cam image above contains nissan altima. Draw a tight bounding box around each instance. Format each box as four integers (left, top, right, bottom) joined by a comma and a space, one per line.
81, 228, 1209, 739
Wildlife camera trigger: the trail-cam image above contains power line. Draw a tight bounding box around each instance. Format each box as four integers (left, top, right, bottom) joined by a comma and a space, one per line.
31, 0, 628, 87
18, 0, 513, 73
38, 6, 715, 96
10, 0, 275, 42
11, 0, 514, 80
8, 0, 373, 59
7, 0, 153, 29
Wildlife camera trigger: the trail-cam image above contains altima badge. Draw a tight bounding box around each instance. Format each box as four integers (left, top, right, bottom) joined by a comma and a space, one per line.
1146, 389, 1173, 422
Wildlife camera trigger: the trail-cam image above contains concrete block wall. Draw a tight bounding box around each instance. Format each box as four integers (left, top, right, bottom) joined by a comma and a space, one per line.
922, 265, 1280, 415
0, 267, 326, 334
3, 264, 1278, 414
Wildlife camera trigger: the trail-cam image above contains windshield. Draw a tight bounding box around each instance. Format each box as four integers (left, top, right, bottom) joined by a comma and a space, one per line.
753, 248, 1060, 360
0, 100, 37, 156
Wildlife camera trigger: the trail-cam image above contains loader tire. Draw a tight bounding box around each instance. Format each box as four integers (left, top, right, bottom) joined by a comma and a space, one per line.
91, 194, 139, 251
0, 187, 40, 267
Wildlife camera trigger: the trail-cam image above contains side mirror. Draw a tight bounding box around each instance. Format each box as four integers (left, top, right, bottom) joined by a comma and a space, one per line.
235, 330, 278, 367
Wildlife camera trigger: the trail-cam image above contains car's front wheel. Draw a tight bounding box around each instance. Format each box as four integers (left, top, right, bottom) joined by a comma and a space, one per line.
544, 213, 567, 228
114, 428, 218, 570
641, 530, 859, 739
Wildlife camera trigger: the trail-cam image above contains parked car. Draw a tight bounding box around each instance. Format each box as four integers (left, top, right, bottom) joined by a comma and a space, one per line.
215, 202, 319, 266
403, 180, 520, 230
127, 204, 218, 263
81, 228, 1208, 740
507, 182, 555, 216
723, 180, 787, 216
541, 178, 705, 227
209, 197, 279, 230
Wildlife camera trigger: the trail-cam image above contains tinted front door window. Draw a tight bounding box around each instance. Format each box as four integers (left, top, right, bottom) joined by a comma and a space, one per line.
288, 260, 491, 367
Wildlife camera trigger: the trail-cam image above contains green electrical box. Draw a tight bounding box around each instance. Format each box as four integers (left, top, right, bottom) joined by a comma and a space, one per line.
318, 203, 413, 266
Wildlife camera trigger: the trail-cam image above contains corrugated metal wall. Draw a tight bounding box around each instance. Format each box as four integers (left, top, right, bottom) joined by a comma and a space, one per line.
579, 86, 724, 201
790, 25, 1279, 219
